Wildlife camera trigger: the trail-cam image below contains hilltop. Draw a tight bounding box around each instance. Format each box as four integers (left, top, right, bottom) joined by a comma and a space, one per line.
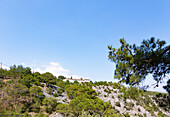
0, 65, 169, 117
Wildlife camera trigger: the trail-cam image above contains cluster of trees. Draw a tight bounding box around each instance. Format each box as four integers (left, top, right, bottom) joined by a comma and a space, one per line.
0, 65, 123, 116
0, 37, 169, 116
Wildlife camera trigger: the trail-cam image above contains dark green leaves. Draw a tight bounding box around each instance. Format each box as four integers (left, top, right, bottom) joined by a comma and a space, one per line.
108, 37, 170, 92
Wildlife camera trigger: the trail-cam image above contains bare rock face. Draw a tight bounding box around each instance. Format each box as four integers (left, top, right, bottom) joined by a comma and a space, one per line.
92, 85, 169, 117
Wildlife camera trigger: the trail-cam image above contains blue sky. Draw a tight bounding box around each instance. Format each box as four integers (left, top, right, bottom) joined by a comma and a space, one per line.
0, 0, 169, 92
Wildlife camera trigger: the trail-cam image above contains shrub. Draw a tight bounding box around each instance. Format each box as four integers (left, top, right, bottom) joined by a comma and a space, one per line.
138, 107, 141, 112
47, 87, 53, 95
57, 88, 63, 95
143, 113, 147, 117
30, 102, 40, 113
42, 97, 58, 114
123, 86, 143, 100
126, 107, 130, 111
34, 112, 48, 117
56, 103, 70, 115
115, 101, 121, 107
124, 112, 130, 117
53, 93, 58, 97
138, 114, 143, 117
127, 102, 134, 108
158, 111, 164, 117
118, 95, 122, 99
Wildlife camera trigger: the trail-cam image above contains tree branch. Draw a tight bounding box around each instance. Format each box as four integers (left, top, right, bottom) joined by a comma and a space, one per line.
158, 45, 170, 57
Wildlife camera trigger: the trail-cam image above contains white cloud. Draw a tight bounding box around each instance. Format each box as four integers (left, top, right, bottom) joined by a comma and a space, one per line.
2, 65, 10, 70
33, 62, 90, 79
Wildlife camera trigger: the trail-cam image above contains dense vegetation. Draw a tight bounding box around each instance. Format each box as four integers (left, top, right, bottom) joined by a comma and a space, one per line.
108, 37, 170, 93
0, 65, 169, 116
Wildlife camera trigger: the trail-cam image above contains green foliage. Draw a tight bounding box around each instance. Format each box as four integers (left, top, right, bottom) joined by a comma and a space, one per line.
69, 94, 95, 113
78, 111, 100, 117
74, 80, 79, 84
1, 64, 169, 116
53, 93, 58, 97
29, 86, 44, 100
123, 112, 130, 117
125, 101, 134, 109
117, 94, 122, 99
8, 65, 31, 79
58, 75, 66, 80
123, 86, 143, 100
163, 79, 170, 94
29, 102, 41, 112
115, 101, 121, 107
138, 107, 141, 112
112, 82, 121, 89
47, 87, 53, 95
157, 111, 165, 117
5, 82, 29, 98
57, 88, 63, 95
108, 38, 170, 93
56, 103, 70, 115
41, 72, 57, 84
103, 109, 119, 117
20, 74, 40, 88
34, 112, 48, 117
65, 84, 97, 99
69, 93, 112, 116
42, 97, 58, 113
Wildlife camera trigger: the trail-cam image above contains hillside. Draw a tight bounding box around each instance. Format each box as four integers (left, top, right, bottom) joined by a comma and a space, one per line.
0, 65, 169, 117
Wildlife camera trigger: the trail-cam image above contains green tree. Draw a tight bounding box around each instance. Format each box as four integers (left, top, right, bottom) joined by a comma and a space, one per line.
41, 72, 56, 84
42, 97, 58, 113
5, 82, 29, 98
108, 37, 170, 92
20, 75, 38, 88
8, 65, 32, 79
58, 75, 66, 80
29, 86, 44, 100
8, 65, 17, 79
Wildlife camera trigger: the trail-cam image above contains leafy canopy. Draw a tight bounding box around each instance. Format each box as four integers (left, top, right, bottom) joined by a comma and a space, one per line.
108, 37, 170, 91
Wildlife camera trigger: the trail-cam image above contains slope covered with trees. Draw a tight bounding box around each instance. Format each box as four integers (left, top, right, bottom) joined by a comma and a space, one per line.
0, 65, 169, 117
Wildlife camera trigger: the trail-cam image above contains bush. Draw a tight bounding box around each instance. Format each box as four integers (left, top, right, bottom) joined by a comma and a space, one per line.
123, 86, 143, 100
138, 107, 141, 112
42, 97, 58, 114
118, 94, 122, 99
124, 112, 130, 117
127, 102, 134, 108
30, 102, 40, 113
158, 111, 165, 117
47, 87, 53, 95
53, 93, 58, 97
34, 112, 48, 117
56, 103, 69, 115
57, 88, 63, 95
115, 101, 121, 107
29, 86, 45, 100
